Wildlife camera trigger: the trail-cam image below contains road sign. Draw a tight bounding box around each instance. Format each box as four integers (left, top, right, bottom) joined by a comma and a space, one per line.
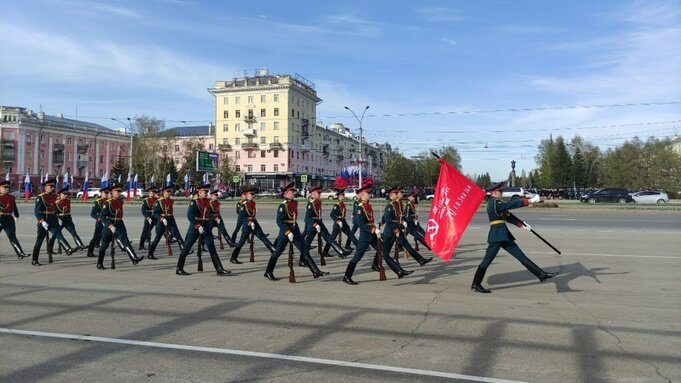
301, 174, 308, 183
196, 151, 219, 172
232, 176, 240, 183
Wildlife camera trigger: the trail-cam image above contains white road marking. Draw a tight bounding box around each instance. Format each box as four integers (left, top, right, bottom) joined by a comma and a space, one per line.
526, 251, 678, 259
0, 327, 529, 383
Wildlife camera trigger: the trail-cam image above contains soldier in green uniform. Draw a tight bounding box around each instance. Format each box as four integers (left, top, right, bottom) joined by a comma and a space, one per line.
229, 186, 275, 264
303, 186, 352, 259
175, 184, 229, 276
31, 179, 77, 266
404, 189, 431, 251
322, 189, 359, 256
393, 186, 432, 266
263, 182, 328, 281
48, 187, 86, 253
86, 187, 110, 257
139, 187, 158, 251
344, 197, 361, 250
230, 191, 247, 243
97, 184, 144, 269
342, 183, 378, 285
471, 181, 558, 293
0, 180, 28, 258
376, 186, 414, 278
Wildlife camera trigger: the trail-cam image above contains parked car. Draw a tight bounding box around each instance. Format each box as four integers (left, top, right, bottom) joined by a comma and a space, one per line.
320, 189, 338, 200
501, 187, 534, 200
120, 188, 145, 199
426, 194, 434, 200
631, 190, 669, 204
256, 189, 279, 198
579, 188, 634, 203
76, 188, 103, 199
343, 188, 358, 200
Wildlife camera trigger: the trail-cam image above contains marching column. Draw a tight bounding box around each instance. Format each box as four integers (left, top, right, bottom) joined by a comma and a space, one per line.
0, 180, 28, 259
229, 186, 274, 264
86, 188, 110, 257
31, 179, 76, 266
96, 184, 144, 269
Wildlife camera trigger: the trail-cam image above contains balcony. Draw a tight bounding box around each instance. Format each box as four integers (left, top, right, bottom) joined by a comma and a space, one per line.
241, 142, 259, 150
77, 160, 88, 168
268, 142, 283, 151
322, 144, 329, 156
300, 141, 311, 152
242, 128, 257, 137
2, 139, 15, 148
1, 149, 15, 162
243, 115, 257, 124
336, 154, 344, 161
77, 144, 88, 153
218, 144, 232, 152
53, 152, 65, 165
53, 143, 65, 151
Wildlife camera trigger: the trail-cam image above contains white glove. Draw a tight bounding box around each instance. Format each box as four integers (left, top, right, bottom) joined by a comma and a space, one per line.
337, 221, 343, 228
216, 218, 221, 225
41, 221, 49, 231
249, 221, 255, 230
198, 226, 205, 234
376, 227, 382, 235
109, 226, 116, 234
523, 222, 532, 231
287, 232, 294, 242
402, 221, 408, 228
529, 194, 541, 204
315, 225, 321, 233
146, 217, 152, 224
162, 218, 168, 226
58, 219, 63, 226
13, 216, 17, 222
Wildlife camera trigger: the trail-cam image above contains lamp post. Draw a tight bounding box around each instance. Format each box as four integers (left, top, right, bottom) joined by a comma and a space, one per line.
110, 117, 134, 175
344, 105, 369, 187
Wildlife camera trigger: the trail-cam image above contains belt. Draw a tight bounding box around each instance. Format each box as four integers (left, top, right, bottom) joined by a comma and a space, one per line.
58, 214, 71, 217
163, 214, 173, 217
312, 217, 321, 220
283, 220, 295, 224
489, 220, 505, 225
391, 220, 400, 223
107, 218, 123, 221
146, 210, 153, 213
247, 217, 255, 221
195, 218, 209, 221
40, 211, 55, 214
0, 212, 12, 215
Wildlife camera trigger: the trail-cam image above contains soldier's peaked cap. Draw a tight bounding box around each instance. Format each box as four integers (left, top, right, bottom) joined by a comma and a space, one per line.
485, 181, 507, 192
197, 183, 211, 191
357, 183, 373, 194
42, 178, 56, 186
241, 185, 258, 194
308, 186, 322, 193
111, 184, 123, 191
0, 180, 10, 187
57, 187, 69, 194
281, 182, 296, 194
162, 185, 173, 191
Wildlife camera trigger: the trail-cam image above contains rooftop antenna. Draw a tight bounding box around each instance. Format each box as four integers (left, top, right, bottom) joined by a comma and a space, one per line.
484, 142, 488, 149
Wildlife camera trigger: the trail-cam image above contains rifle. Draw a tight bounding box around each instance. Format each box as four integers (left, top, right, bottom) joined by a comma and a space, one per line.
393, 228, 400, 265
217, 222, 224, 250
197, 232, 204, 272
249, 232, 255, 263
46, 228, 53, 264
164, 223, 172, 256
318, 228, 325, 266
288, 241, 296, 283
110, 234, 116, 270
376, 233, 386, 281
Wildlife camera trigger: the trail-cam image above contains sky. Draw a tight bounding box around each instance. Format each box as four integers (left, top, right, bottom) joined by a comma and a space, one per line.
1, 0, 680, 180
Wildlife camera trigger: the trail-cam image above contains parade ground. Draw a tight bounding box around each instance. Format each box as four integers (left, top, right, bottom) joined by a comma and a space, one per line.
1, 203, 679, 383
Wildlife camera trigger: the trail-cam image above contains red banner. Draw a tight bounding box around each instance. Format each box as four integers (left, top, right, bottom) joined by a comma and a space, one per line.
425, 158, 486, 261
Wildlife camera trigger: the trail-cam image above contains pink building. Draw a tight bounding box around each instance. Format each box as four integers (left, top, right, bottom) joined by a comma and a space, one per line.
0, 106, 131, 191
163, 125, 216, 170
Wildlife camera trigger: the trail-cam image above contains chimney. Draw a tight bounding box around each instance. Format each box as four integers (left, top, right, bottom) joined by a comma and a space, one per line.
59, 113, 64, 118
37, 112, 45, 120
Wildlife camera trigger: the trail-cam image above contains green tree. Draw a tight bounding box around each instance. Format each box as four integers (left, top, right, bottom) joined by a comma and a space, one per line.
551, 136, 573, 188
572, 146, 587, 188
111, 156, 125, 184
179, 138, 207, 186
217, 153, 235, 186
383, 151, 414, 187
535, 135, 555, 188
131, 115, 173, 187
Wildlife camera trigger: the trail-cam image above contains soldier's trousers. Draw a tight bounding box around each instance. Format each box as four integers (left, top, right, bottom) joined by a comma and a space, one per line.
139, 217, 156, 249
323, 219, 358, 254
269, 226, 320, 274
479, 240, 530, 268
345, 223, 359, 248
349, 231, 377, 264
304, 221, 348, 257
49, 216, 84, 251
87, 221, 103, 255
32, 217, 72, 262
0, 216, 26, 257
177, 225, 224, 271
232, 221, 274, 260
97, 221, 139, 265
148, 218, 185, 256
212, 219, 235, 247
231, 218, 243, 243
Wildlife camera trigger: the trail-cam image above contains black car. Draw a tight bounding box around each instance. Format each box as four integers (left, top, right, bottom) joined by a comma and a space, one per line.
579, 188, 634, 203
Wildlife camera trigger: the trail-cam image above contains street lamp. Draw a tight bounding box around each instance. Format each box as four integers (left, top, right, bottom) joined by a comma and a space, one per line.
344, 105, 369, 187
110, 117, 134, 175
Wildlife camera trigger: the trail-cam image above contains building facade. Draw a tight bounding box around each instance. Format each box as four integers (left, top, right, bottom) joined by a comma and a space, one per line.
208, 69, 387, 190
163, 125, 216, 170
0, 106, 130, 189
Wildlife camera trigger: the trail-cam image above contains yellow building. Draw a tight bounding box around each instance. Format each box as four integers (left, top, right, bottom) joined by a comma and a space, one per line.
209, 69, 386, 190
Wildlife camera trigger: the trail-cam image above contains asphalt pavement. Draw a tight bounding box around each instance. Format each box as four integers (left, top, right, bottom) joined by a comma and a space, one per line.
1, 202, 679, 383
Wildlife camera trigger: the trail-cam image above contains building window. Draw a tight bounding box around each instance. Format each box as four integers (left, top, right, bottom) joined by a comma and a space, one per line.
209, 144, 214, 150
260, 150, 266, 157
260, 122, 266, 131
273, 136, 279, 143
235, 165, 240, 172
235, 123, 241, 132
260, 109, 266, 117
223, 96, 229, 105
235, 138, 241, 145
100, 156, 104, 163
235, 96, 240, 104
223, 124, 228, 132
248, 151, 256, 158
273, 122, 279, 130
291, 109, 295, 117
163, 145, 168, 151
40, 150, 45, 159
260, 95, 266, 103
67, 153, 71, 160
235, 110, 241, 118
274, 164, 279, 172
273, 108, 279, 116
7, 132, 14, 140
260, 137, 266, 144
273, 150, 279, 158
40, 134, 45, 144
260, 164, 266, 172
223, 111, 229, 118
247, 96, 253, 104
247, 165, 253, 172
235, 151, 240, 159
223, 138, 229, 144
175, 145, 180, 152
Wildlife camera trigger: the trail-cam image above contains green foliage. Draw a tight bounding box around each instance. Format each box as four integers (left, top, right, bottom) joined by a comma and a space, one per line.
179, 138, 207, 185
131, 115, 173, 187
111, 156, 125, 184
384, 146, 462, 187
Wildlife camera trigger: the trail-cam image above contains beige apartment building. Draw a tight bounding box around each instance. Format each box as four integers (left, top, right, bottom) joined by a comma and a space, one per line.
208, 69, 387, 190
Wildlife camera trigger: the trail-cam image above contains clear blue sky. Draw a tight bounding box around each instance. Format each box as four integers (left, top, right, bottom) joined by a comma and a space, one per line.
1, 0, 679, 180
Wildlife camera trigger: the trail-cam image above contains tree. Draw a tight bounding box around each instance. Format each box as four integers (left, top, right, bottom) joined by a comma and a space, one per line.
217, 153, 235, 187
572, 146, 587, 188
131, 115, 172, 187
383, 151, 414, 187
551, 136, 573, 188
111, 156, 125, 184
179, 138, 207, 186
535, 135, 555, 188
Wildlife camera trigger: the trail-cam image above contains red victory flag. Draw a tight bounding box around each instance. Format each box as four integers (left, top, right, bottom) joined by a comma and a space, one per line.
425, 158, 486, 261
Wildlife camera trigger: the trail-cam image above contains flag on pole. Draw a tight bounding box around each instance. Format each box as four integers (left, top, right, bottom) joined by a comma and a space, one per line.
126, 172, 132, 202
165, 173, 171, 187
70, 174, 74, 188
4, 171, 9, 181
183, 173, 189, 197
133, 174, 138, 197
202, 173, 208, 184
150, 175, 155, 189
82, 171, 89, 202
424, 158, 486, 261
57, 174, 61, 190
24, 173, 31, 201
63, 171, 70, 190
101, 171, 109, 188
118, 174, 121, 183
